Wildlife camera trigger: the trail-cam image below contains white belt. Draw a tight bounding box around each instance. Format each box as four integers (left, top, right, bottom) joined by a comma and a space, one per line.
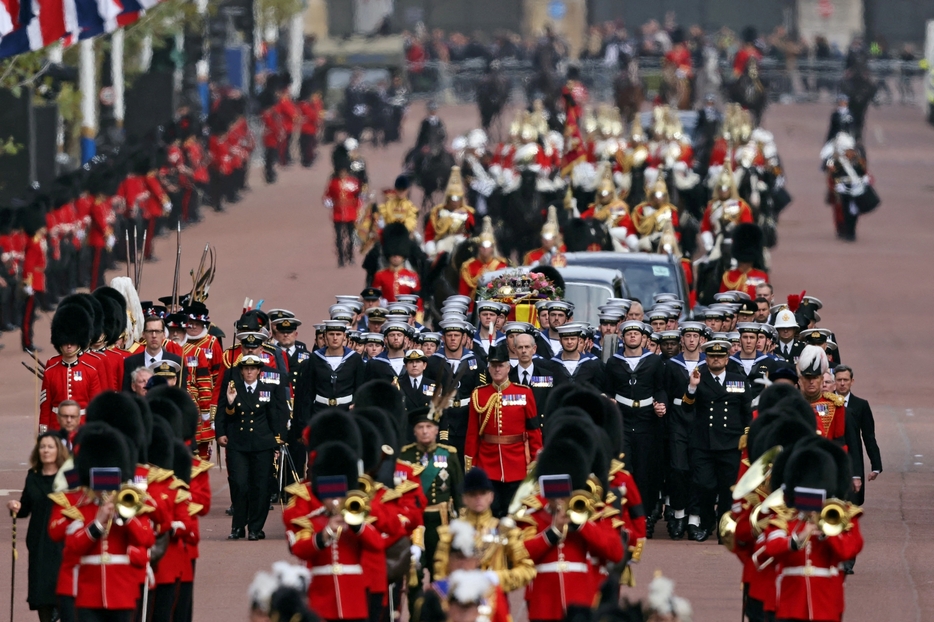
310, 564, 363, 576
535, 561, 589, 574
315, 395, 353, 406
80, 554, 130, 565
673, 398, 683, 406
52, 407, 86, 414
448, 398, 467, 408
781, 565, 838, 578
614, 395, 655, 409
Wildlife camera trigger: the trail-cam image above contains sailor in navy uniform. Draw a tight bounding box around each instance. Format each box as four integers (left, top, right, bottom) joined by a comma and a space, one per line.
362, 331, 384, 361
550, 323, 604, 388
727, 322, 775, 399
268, 310, 309, 387
658, 329, 692, 540
364, 320, 411, 382
357, 287, 383, 330
472, 301, 506, 364
400, 348, 438, 417
417, 331, 442, 358
294, 320, 366, 424
603, 320, 669, 536
538, 300, 575, 358
680, 340, 753, 543
425, 318, 487, 462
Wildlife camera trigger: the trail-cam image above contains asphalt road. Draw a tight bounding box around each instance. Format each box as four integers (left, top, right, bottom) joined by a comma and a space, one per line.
0, 100, 930, 621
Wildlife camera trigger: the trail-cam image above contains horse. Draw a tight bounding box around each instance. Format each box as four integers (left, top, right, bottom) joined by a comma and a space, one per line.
727, 59, 768, 126
499, 170, 547, 261
841, 61, 877, 143
420, 239, 476, 326
614, 56, 645, 124
411, 146, 455, 211
659, 61, 693, 110
477, 69, 510, 136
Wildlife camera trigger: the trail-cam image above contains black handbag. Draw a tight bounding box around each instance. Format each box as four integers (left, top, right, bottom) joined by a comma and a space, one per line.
854, 185, 880, 214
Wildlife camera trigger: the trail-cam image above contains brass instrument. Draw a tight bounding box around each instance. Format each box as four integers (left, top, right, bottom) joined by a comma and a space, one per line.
733, 445, 782, 500
750, 488, 785, 536
115, 485, 145, 520
567, 491, 595, 526
818, 500, 849, 537
341, 490, 371, 527
719, 512, 737, 552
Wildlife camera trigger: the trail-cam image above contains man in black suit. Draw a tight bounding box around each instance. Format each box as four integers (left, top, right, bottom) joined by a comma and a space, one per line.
682, 340, 753, 542
509, 332, 560, 429
835, 364, 882, 505
399, 348, 437, 417
122, 315, 182, 391
216, 354, 288, 540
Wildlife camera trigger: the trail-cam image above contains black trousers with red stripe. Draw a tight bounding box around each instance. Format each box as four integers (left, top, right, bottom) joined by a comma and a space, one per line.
90, 247, 108, 291
20, 292, 37, 349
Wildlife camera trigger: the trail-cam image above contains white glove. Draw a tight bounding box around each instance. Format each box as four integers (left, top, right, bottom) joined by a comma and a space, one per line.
834, 182, 848, 194
170, 520, 186, 535
201, 411, 211, 421
701, 231, 714, 253
163, 202, 173, 215
625, 233, 640, 252
425, 240, 437, 256
324, 198, 334, 209
106, 234, 116, 250
76, 229, 86, 242
23, 285, 34, 297
485, 570, 500, 586
850, 182, 866, 196
410, 545, 422, 565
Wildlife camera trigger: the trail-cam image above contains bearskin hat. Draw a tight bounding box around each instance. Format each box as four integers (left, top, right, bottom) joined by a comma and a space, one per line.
95, 296, 125, 345
147, 385, 198, 442
147, 391, 184, 440
731, 223, 763, 264
746, 410, 814, 464
86, 391, 147, 465
60, 293, 103, 344
536, 437, 592, 491
51, 304, 93, 352
148, 417, 176, 470
353, 417, 384, 475
382, 223, 412, 260
354, 380, 405, 441
75, 422, 134, 487
307, 409, 362, 456
172, 439, 192, 485
310, 441, 360, 496
783, 437, 851, 506
130, 394, 154, 448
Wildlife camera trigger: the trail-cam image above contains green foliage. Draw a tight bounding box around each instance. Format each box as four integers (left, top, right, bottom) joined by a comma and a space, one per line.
256, 0, 304, 31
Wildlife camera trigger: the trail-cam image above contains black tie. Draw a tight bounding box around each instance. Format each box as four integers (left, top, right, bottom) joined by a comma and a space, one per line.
717, 376, 723, 386
248, 386, 254, 395
150, 357, 156, 364
412, 378, 418, 389
523, 371, 529, 385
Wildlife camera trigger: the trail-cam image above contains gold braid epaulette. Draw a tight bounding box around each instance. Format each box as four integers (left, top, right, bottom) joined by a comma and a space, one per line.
472, 388, 502, 438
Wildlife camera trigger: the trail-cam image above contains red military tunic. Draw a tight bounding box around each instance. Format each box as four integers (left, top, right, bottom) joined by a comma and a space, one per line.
720, 267, 769, 299
181, 341, 215, 443
759, 514, 863, 621
359, 483, 406, 599
299, 98, 323, 136
62, 493, 156, 611
47, 490, 86, 599
154, 483, 200, 586
290, 512, 384, 619
183, 137, 210, 185
664, 44, 694, 78
87, 198, 115, 250
371, 267, 421, 306
324, 175, 362, 224
522, 244, 567, 266
458, 257, 508, 301
609, 460, 647, 558
519, 497, 624, 620
22, 232, 47, 293
809, 392, 846, 443
392, 460, 428, 533
262, 107, 285, 149
40, 358, 103, 431
464, 382, 542, 483
733, 46, 763, 75
730, 485, 778, 613
91, 347, 125, 393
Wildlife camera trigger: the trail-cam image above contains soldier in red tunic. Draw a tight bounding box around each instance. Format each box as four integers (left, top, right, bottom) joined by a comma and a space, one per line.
40, 304, 103, 433
371, 223, 421, 307
720, 223, 769, 299
323, 166, 362, 268
458, 217, 508, 302
464, 344, 541, 517
298, 85, 324, 167
515, 437, 623, 622
20, 206, 47, 353
756, 437, 863, 622
261, 87, 286, 184
798, 345, 847, 445
522, 206, 566, 266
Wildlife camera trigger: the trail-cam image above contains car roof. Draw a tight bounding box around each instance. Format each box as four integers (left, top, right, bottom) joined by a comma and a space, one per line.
477, 266, 622, 286
563, 251, 677, 266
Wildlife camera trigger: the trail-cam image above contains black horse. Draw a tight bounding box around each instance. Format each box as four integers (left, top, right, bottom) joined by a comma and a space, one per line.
726, 59, 768, 126
841, 61, 878, 143
420, 240, 477, 326
411, 146, 455, 210
477, 66, 510, 134
499, 170, 547, 262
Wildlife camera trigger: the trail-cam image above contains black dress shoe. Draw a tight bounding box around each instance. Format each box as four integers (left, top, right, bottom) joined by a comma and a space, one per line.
664, 506, 675, 523
228, 529, 244, 540
248, 532, 260, 541
225, 505, 233, 516
692, 527, 710, 543
645, 516, 656, 539
667, 517, 685, 540
255, 530, 265, 540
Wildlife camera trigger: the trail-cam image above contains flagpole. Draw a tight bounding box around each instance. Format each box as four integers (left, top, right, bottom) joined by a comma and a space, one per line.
79, 39, 97, 164
112, 28, 125, 131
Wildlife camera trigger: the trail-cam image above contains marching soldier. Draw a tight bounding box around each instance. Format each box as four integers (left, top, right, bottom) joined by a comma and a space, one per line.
364, 320, 410, 383
798, 345, 846, 444
551, 324, 604, 396
458, 217, 508, 301
400, 405, 464, 582
700, 166, 754, 254
376, 175, 420, 234
165, 312, 215, 458
681, 340, 753, 542
729, 322, 776, 400
464, 344, 541, 517
295, 320, 366, 424
323, 165, 362, 268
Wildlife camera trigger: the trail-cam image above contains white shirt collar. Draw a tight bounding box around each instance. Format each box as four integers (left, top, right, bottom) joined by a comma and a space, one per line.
245, 380, 258, 391
145, 350, 164, 364
712, 370, 726, 383
518, 362, 533, 374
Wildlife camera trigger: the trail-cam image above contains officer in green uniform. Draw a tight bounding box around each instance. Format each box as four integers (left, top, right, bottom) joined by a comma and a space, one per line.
399, 404, 464, 582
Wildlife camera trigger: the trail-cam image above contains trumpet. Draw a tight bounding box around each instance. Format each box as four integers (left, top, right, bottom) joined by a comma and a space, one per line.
567, 491, 595, 526
115, 485, 145, 520
341, 491, 371, 527
817, 500, 849, 537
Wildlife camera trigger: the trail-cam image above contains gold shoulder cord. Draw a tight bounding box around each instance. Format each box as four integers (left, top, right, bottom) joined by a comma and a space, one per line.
473, 390, 502, 438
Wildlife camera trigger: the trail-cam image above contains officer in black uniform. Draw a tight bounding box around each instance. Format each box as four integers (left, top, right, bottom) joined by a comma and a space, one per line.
550, 323, 604, 387
681, 339, 753, 542
425, 318, 486, 462
295, 320, 366, 425
399, 348, 438, 414
508, 331, 561, 428
217, 354, 288, 540
603, 320, 669, 537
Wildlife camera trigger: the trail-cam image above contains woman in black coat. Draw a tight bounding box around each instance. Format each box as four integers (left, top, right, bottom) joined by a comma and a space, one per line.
7, 432, 69, 622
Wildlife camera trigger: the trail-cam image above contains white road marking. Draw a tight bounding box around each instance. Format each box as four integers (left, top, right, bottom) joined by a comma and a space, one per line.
906, 409, 914, 417
0, 490, 22, 496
